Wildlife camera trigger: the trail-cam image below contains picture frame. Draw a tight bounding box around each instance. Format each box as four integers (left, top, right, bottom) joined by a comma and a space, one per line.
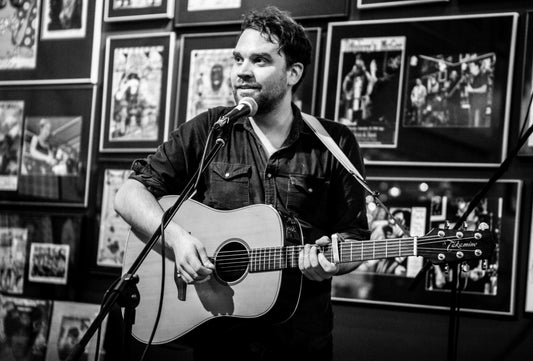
175, 28, 321, 127
0, 85, 96, 207
0, 227, 28, 294
41, 0, 89, 40
332, 177, 521, 315
525, 203, 533, 312
357, 0, 449, 9
519, 11, 533, 156
174, 0, 349, 27
96, 167, 133, 269
0, 0, 103, 85
322, 13, 518, 166
100, 32, 176, 153
0, 212, 83, 298
0, 296, 52, 360
46, 301, 107, 361
104, 0, 175, 22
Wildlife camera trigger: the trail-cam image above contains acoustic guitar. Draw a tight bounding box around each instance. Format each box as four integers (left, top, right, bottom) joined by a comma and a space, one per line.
122, 195, 494, 344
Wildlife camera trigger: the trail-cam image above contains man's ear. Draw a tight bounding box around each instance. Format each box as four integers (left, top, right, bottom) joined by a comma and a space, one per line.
287, 62, 304, 87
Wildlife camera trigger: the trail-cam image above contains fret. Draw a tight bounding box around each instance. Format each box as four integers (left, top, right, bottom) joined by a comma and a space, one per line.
385, 241, 388, 258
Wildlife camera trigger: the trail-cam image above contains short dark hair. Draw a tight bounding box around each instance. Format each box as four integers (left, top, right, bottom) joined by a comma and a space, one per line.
241, 6, 312, 91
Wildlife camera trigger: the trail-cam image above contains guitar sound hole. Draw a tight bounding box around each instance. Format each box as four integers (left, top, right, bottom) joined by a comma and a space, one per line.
215, 240, 249, 283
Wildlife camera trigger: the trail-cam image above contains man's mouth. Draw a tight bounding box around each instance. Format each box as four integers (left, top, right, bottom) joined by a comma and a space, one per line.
236, 84, 261, 90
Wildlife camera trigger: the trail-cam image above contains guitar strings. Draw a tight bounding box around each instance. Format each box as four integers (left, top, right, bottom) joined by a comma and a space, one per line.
205, 236, 484, 271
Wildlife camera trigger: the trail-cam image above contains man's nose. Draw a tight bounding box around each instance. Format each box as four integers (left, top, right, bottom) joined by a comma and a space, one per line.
237, 60, 253, 78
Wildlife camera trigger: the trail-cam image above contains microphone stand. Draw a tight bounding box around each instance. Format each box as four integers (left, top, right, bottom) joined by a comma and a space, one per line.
66, 123, 231, 361
409, 91, 533, 361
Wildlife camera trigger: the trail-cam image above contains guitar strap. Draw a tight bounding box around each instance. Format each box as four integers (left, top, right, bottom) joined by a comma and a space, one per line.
300, 112, 366, 185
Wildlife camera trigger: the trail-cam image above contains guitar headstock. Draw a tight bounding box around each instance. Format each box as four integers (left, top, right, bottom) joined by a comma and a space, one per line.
418, 222, 495, 265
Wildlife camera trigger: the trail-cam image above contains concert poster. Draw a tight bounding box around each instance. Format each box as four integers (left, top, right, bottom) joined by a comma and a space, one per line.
332, 177, 521, 315
403, 52, 496, 128
28, 243, 70, 285
335, 36, 405, 147
186, 48, 236, 120
323, 14, 517, 166
97, 169, 132, 268
21, 116, 81, 177
46, 301, 106, 361
187, 0, 241, 11
0, 296, 52, 361
0, 0, 41, 70
41, 0, 88, 40
0, 101, 24, 191
0, 227, 28, 294
108, 46, 164, 142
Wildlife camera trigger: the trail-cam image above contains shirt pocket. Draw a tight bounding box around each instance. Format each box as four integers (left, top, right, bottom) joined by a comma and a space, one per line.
286, 175, 329, 223
204, 162, 251, 209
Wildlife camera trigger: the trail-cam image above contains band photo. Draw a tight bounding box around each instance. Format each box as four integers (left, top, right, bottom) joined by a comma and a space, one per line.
28, 243, 70, 285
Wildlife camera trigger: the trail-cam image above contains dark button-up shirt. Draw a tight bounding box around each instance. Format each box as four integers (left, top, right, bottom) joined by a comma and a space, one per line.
129, 104, 369, 346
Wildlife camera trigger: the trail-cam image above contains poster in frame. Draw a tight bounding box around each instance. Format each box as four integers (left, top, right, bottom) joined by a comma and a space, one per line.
0, 100, 25, 191
0, 226, 28, 294
332, 177, 521, 315
41, 0, 89, 40
357, 0, 449, 9
322, 13, 518, 166
96, 167, 133, 269
100, 32, 175, 153
0, 212, 83, 297
526, 204, 533, 312
45, 301, 107, 361
0, 296, 52, 360
0, 85, 96, 207
0, 0, 102, 85
519, 11, 533, 156
104, 0, 175, 22
175, 0, 349, 27
175, 28, 321, 127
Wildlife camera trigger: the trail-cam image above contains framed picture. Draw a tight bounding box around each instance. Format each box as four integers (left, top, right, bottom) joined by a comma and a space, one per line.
104, 0, 174, 22
100, 32, 176, 153
357, 0, 449, 9
175, 28, 320, 127
0, 101, 25, 191
0, 212, 83, 297
96, 168, 133, 269
332, 177, 522, 315
46, 301, 107, 361
526, 205, 533, 312
0, 227, 28, 294
322, 13, 518, 166
175, 0, 349, 27
519, 11, 533, 156
0, 86, 96, 207
0, 296, 52, 360
0, 0, 102, 85
41, 0, 89, 40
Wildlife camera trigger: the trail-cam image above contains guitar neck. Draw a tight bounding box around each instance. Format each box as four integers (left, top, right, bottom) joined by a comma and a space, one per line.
249, 237, 417, 273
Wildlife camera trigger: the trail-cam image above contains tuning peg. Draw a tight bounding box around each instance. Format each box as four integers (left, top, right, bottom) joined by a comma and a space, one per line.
461, 221, 468, 230
478, 222, 489, 231
443, 263, 450, 276
461, 262, 470, 272
482, 259, 488, 270
443, 220, 451, 229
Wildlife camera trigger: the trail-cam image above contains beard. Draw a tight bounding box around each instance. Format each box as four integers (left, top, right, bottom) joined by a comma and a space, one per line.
233, 79, 288, 116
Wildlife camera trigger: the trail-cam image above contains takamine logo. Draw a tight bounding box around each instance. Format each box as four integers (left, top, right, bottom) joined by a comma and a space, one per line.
446, 240, 478, 251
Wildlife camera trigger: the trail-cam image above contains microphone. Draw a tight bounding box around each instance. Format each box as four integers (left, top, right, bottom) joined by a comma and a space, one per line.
213, 97, 258, 129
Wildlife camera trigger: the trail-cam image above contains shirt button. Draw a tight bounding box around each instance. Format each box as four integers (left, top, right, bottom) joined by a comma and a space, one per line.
225, 172, 230, 178
266, 173, 272, 178
308, 188, 313, 193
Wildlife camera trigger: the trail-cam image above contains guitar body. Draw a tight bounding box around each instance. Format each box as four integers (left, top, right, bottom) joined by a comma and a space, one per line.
122, 196, 303, 344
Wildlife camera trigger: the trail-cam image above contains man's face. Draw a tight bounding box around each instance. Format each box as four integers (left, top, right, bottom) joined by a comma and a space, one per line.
231, 29, 291, 114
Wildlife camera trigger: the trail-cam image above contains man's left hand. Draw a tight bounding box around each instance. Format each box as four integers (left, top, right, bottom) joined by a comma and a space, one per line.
298, 236, 340, 281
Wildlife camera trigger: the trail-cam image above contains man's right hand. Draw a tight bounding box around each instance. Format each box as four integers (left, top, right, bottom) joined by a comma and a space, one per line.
167, 223, 215, 284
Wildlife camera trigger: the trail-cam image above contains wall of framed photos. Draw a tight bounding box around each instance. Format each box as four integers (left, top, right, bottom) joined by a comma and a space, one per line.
1, 0, 533, 360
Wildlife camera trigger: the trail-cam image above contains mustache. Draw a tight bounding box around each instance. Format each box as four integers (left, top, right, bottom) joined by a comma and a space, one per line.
234, 82, 261, 89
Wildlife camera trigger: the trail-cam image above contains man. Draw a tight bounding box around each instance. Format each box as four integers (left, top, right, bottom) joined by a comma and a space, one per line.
114, 6, 368, 361
465, 61, 489, 127
410, 78, 427, 125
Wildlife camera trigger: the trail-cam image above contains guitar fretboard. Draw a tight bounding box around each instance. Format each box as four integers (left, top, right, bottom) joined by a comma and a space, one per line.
249, 238, 416, 272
